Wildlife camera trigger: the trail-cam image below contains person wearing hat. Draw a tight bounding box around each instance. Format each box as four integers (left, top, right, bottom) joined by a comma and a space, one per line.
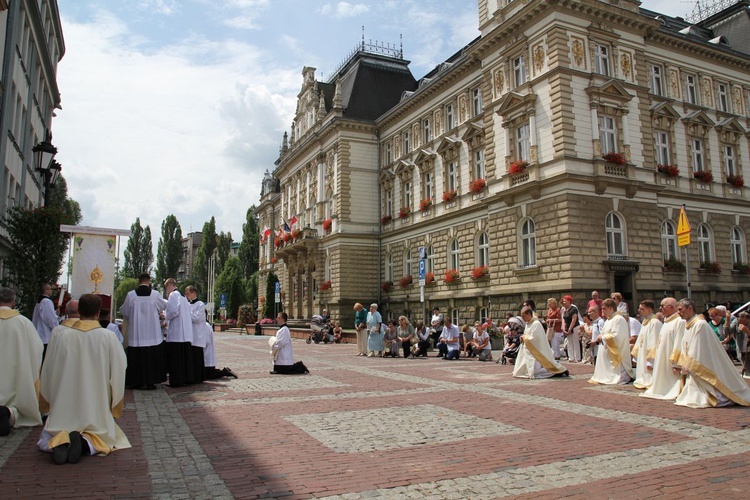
513, 308, 568, 378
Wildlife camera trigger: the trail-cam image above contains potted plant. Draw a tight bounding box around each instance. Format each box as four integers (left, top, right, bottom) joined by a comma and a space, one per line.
381, 281, 394, 292
657, 164, 679, 177
274, 237, 282, 248
469, 178, 487, 193
726, 174, 744, 188
732, 263, 750, 275
291, 228, 301, 240
399, 206, 410, 219
444, 269, 460, 283
270, 256, 278, 264
399, 275, 413, 288
509, 160, 529, 174
699, 260, 721, 273
442, 189, 457, 202
425, 272, 435, 285
663, 257, 685, 272
322, 218, 333, 232
282, 232, 293, 243
471, 265, 490, 280
419, 198, 432, 212
693, 170, 714, 183
381, 214, 393, 224
320, 280, 332, 291
602, 152, 626, 165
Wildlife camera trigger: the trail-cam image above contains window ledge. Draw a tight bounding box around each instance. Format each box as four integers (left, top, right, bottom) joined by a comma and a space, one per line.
514, 265, 540, 276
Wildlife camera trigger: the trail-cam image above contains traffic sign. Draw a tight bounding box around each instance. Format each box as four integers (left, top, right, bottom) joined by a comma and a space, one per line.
274, 282, 281, 303
419, 246, 426, 259
220, 293, 227, 307
418, 259, 426, 286
677, 206, 691, 247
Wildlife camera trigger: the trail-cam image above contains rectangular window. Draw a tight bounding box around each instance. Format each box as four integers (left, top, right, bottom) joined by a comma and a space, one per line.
402, 130, 410, 153
474, 149, 485, 179
422, 118, 431, 144
423, 171, 434, 200
513, 55, 526, 87
594, 44, 610, 76
446, 103, 455, 130
385, 189, 393, 217
654, 131, 670, 165
403, 181, 412, 208
724, 144, 736, 176
717, 83, 729, 112
599, 116, 617, 154
385, 142, 392, 163
691, 139, 704, 171
650, 64, 663, 96
685, 75, 698, 105
516, 124, 530, 161
447, 161, 458, 192
472, 88, 483, 116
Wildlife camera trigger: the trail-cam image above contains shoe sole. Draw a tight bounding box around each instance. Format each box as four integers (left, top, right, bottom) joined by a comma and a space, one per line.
68, 431, 83, 464
0, 406, 10, 436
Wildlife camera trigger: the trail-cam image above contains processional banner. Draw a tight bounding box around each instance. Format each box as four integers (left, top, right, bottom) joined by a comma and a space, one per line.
70, 233, 116, 298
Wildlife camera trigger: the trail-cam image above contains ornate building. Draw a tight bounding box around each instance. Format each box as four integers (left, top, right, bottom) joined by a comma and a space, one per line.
258, 0, 750, 324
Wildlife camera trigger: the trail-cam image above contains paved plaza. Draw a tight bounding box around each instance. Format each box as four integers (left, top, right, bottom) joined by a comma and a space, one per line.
2, 332, 750, 499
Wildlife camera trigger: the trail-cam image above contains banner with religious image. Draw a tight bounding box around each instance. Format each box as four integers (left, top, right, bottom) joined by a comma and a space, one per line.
70, 233, 116, 298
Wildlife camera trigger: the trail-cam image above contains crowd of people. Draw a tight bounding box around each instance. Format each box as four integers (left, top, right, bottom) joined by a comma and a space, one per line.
0, 275, 237, 465
344, 291, 750, 408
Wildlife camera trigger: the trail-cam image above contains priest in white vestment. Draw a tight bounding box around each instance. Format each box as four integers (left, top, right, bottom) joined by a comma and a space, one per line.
642, 297, 685, 400
31, 283, 58, 361
674, 298, 750, 408
271, 312, 309, 374
0, 288, 43, 435
120, 273, 167, 390
38, 294, 129, 464
185, 285, 207, 383
513, 308, 568, 379
589, 299, 634, 385
165, 278, 195, 386
632, 300, 662, 389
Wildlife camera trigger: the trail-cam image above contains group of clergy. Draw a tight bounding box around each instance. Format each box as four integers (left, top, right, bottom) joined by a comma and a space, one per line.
512, 294, 750, 408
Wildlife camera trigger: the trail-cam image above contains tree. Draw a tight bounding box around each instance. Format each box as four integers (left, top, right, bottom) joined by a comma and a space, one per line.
1, 175, 82, 317
262, 271, 279, 319
193, 216, 217, 294
215, 257, 245, 320
156, 214, 183, 284
122, 218, 153, 279
216, 231, 232, 277
114, 278, 139, 316
238, 206, 259, 280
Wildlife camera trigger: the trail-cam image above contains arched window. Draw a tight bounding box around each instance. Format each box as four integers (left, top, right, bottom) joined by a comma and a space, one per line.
404, 247, 413, 277
661, 220, 678, 261
519, 218, 536, 267
477, 232, 489, 267
697, 223, 713, 264
605, 212, 626, 259
385, 253, 393, 282
426, 244, 435, 273
449, 238, 460, 271
731, 226, 746, 267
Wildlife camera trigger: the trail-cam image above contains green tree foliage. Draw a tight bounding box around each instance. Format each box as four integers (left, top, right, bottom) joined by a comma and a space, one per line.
216, 231, 232, 277
114, 278, 139, 316
262, 271, 279, 319
156, 214, 183, 285
123, 218, 153, 278
1, 175, 82, 317
178, 278, 198, 296
245, 271, 258, 308
238, 206, 259, 280
215, 257, 245, 319
193, 216, 217, 293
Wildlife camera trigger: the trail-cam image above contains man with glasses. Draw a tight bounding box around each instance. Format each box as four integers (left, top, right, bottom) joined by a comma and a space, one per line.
642, 297, 684, 400
674, 298, 750, 408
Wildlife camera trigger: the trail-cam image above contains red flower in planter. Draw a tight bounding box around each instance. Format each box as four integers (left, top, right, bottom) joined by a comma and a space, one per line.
727, 174, 744, 188
657, 164, 679, 177
469, 178, 487, 193
399, 275, 413, 288
399, 207, 410, 219
282, 233, 293, 243
274, 237, 282, 248
442, 190, 457, 202
602, 152, 626, 165
419, 198, 432, 212
381, 214, 393, 224
381, 281, 393, 292
320, 280, 332, 291
291, 229, 301, 240
509, 161, 529, 174
693, 170, 714, 183
270, 257, 278, 264
471, 265, 489, 279
425, 272, 435, 284
444, 269, 460, 283
323, 218, 333, 232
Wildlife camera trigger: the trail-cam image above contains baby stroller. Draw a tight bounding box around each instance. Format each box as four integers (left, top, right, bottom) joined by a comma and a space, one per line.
498, 334, 521, 365
307, 315, 331, 344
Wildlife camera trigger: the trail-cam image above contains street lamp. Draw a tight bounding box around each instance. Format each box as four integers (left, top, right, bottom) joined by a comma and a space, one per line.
32, 131, 59, 206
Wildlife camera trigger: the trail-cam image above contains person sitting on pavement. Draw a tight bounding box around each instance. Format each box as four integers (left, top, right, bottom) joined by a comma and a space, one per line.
396, 316, 415, 358
38, 293, 130, 464
471, 322, 493, 361
460, 324, 476, 358
413, 320, 430, 357
383, 319, 399, 357
437, 316, 461, 360
332, 322, 344, 343
0, 287, 43, 437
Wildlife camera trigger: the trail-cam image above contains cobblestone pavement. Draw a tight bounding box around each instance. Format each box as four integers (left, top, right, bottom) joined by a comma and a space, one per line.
2, 333, 750, 499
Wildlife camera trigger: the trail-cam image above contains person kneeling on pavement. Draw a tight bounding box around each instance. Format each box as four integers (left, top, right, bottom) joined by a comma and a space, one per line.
437, 316, 461, 360
270, 312, 309, 374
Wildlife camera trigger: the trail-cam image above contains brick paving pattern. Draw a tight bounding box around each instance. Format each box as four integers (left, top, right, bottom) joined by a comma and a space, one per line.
1, 332, 750, 498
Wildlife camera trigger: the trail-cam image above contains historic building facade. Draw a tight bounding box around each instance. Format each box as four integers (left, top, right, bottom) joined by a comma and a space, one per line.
0, 0, 65, 260
258, 0, 750, 324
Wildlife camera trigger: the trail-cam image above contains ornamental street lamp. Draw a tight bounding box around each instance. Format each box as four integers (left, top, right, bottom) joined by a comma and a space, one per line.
32, 131, 60, 206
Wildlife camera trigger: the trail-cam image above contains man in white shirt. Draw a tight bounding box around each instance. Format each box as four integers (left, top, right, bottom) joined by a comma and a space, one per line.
120, 274, 167, 390
438, 316, 461, 360
164, 278, 194, 387
271, 312, 309, 374
185, 285, 207, 383
32, 283, 58, 362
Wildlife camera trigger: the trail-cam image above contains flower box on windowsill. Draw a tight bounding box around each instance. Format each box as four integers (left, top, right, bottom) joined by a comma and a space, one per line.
697, 261, 721, 275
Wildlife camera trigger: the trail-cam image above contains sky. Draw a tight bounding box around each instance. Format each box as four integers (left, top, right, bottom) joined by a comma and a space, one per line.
53, 0, 696, 245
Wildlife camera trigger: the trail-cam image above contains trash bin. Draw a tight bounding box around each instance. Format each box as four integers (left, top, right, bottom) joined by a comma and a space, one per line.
254, 322, 262, 336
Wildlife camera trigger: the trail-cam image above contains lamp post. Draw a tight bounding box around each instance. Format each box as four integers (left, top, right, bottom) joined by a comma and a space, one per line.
32, 131, 60, 206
